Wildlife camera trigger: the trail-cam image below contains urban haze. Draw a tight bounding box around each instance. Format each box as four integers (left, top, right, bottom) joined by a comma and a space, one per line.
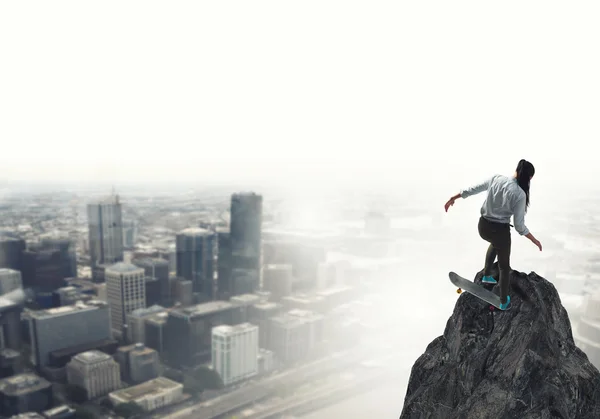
1, 1, 599, 419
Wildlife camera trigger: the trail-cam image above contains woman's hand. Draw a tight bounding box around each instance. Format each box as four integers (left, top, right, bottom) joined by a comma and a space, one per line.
444, 197, 456, 212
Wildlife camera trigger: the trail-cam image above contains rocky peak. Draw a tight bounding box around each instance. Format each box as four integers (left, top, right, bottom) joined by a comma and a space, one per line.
400, 266, 600, 419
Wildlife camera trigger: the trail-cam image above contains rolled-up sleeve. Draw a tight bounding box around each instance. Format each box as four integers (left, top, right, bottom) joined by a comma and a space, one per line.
460, 175, 495, 199
513, 195, 530, 236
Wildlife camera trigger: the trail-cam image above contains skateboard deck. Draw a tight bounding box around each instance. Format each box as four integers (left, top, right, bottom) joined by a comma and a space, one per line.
449, 271, 503, 309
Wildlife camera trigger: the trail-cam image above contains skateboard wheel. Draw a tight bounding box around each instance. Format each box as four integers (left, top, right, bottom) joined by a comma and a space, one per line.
456, 288, 462, 294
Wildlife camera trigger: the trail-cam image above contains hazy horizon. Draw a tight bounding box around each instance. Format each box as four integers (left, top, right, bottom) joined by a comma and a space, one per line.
1, 1, 599, 190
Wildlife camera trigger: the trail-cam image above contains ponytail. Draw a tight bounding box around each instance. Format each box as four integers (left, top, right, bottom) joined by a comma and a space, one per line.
515, 159, 535, 210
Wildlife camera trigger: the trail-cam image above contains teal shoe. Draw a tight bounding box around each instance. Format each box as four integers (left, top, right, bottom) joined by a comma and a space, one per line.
499, 295, 511, 310
482, 275, 497, 284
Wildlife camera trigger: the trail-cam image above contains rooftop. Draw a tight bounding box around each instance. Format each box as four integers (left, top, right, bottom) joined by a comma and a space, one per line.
253, 302, 280, 311
264, 264, 293, 271
130, 305, 166, 318
288, 308, 324, 321
29, 300, 107, 319
72, 350, 112, 364
179, 227, 212, 237
174, 300, 234, 317
106, 262, 144, 274
230, 294, 262, 304
0, 373, 50, 396
212, 322, 257, 336
110, 377, 182, 402
270, 313, 310, 328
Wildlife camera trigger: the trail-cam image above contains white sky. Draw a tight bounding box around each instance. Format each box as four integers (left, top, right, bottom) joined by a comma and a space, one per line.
1, 1, 598, 189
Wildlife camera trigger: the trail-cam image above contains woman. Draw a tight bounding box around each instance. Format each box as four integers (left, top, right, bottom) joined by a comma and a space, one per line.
444, 159, 542, 310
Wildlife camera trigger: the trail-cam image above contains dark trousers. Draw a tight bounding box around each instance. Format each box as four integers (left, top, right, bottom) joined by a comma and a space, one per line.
478, 216, 511, 303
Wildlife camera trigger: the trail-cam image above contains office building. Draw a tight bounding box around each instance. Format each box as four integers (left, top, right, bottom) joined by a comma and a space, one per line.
165, 301, 242, 367
262, 264, 293, 301
132, 258, 169, 305
216, 227, 231, 299
53, 286, 93, 307
229, 193, 262, 294
127, 305, 166, 345
171, 277, 193, 306
0, 373, 52, 417
0, 349, 21, 379
115, 343, 159, 384
66, 351, 120, 400
176, 228, 216, 299
230, 293, 262, 324
268, 309, 324, 364
0, 233, 25, 272
105, 263, 146, 339
0, 269, 22, 296
39, 236, 77, 279
144, 312, 168, 354
87, 194, 124, 281
109, 377, 183, 412
20, 245, 66, 292
248, 302, 282, 348
212, 323, 258, 386
28, 300, 111, 368
230, 268, 259, 296
0, 292, 24, 352
122, 220, 138, 249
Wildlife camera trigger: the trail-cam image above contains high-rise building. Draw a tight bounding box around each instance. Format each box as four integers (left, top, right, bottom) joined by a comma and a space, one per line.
175, 228, 216, 299
40, 235, 77, 279
105, 263, 146, 339
132, 258, 170, 305
122, 220, 138, 249
229, 193, 262, 295
66, 351, 121, 399
115, 343, 160, 384
212, 323, 258, 386
165, 301, 242, 367
20, 245, 66, 292
0, 269, 22, 296
262, 264, 293, 301
87, 195, 124, 281
28, 300, 111, 368
216, 227, 232, 300
127, 305, 166, 345
0, 232, 25, 272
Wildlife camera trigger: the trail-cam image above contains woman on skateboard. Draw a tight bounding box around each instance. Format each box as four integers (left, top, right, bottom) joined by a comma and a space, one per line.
444, 159, 542, 310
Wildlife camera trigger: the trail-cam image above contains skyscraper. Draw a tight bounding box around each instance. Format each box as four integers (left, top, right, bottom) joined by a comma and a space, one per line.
229, 193, 262, 294
176, 228, 216, 300
0, 232, 25, 272
132, 258, 170, 306
40, 235, 77, 279
21, 245, 66, 292
105, 263, 146, 339
87, 195, 124, 281
216, 227, 231, 299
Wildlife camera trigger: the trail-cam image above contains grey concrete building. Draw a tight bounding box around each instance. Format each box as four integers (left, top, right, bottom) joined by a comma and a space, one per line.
66, 351, 120, 400
28, 300, 111, 368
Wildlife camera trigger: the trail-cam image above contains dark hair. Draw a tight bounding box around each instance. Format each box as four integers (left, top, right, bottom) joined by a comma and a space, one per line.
516, 159, 535, 209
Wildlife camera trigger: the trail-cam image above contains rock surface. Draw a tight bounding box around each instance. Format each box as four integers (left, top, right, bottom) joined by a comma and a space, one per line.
399, 265, 600, 419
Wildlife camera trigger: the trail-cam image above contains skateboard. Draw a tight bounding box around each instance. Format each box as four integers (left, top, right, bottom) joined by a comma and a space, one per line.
448, 271, 503, 310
